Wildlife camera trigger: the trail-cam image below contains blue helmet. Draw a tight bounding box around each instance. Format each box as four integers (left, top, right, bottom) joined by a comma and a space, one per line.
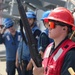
26, 11, 36, 19
41, 10, 51, 20
3, 18, 14, 28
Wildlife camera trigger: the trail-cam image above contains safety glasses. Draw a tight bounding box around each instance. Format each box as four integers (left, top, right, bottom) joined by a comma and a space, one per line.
44, 19, 66, 29
49, 21, 66, 29
49, 22, 55, 29
43, 19, 59, 29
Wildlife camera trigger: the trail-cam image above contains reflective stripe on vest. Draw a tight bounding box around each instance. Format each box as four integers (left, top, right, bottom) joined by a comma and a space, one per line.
42, 39, 75, 75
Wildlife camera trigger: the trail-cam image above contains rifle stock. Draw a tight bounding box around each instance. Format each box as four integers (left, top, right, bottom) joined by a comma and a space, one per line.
16, 0, 42, 67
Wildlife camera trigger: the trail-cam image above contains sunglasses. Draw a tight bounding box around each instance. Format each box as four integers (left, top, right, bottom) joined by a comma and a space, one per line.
49, 21, 66, 29
43, 20, 59, 28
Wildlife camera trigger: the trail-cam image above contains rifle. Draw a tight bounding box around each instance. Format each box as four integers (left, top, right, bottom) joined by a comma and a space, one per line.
16, 0, 42, 67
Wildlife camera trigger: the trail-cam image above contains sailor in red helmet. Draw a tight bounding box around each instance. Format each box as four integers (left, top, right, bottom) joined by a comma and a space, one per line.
31, 7, 75, 75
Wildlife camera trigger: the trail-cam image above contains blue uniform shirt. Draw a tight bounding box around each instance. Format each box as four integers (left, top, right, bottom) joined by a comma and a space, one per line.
18, 23, 41, 62
0, 31, 21, 61
18, 40, 30, 63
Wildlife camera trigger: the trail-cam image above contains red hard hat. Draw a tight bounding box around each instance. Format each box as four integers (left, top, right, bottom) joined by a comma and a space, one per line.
46, 7, 74, 27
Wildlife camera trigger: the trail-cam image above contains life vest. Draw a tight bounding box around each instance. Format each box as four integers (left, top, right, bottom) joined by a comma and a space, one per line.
42, 39, 75, 75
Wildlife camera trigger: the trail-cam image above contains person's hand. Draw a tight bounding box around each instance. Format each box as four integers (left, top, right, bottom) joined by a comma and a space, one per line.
31, 59, 44, 75
15, 60, 19, 68
26, 60, 33, 71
